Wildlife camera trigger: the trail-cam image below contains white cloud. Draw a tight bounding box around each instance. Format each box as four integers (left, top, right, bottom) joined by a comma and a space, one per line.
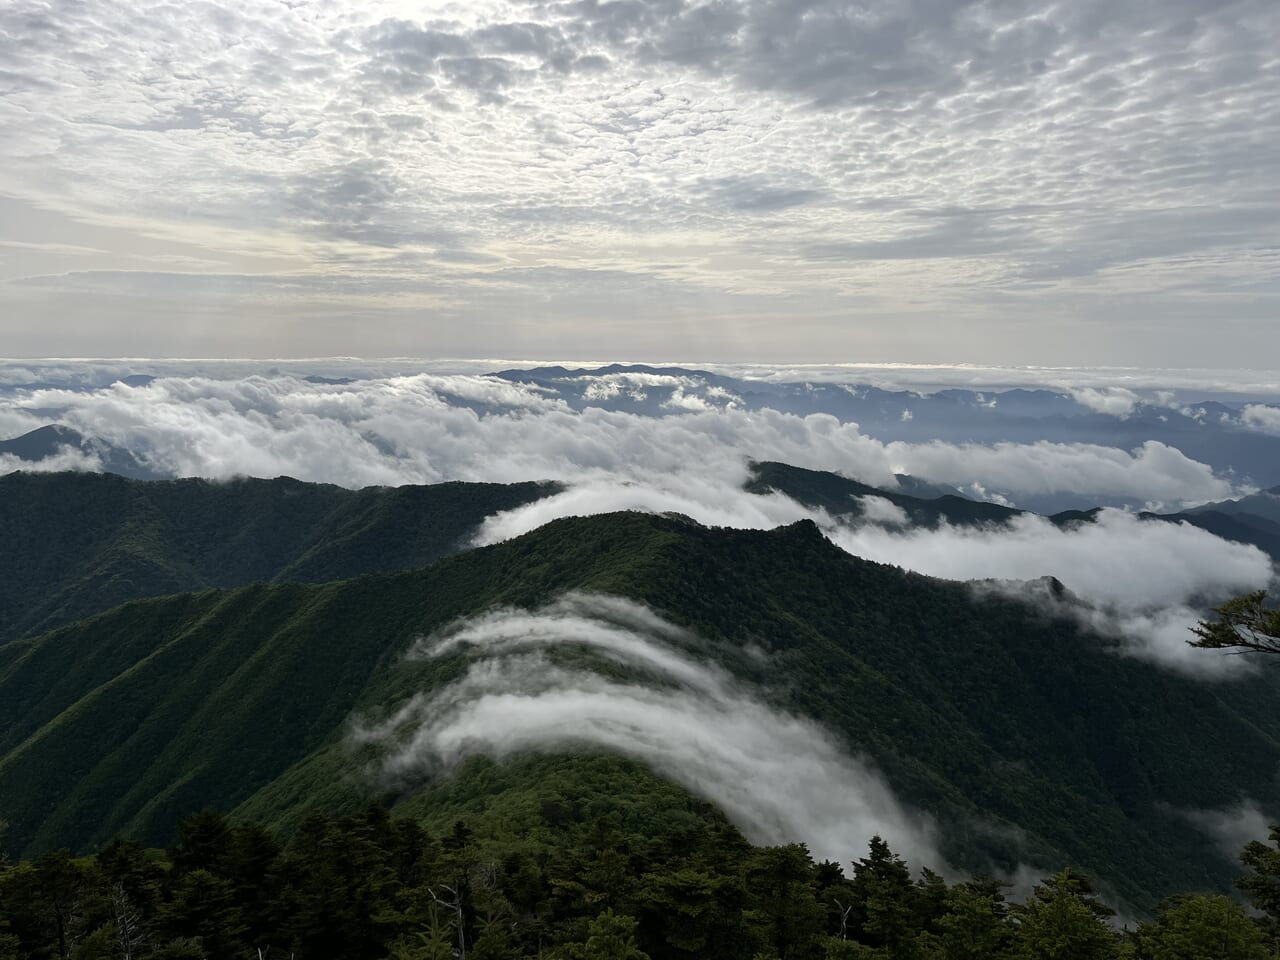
0, 373, 1244, 509
4, 370, 1269, 679
1242, 404, 1280, 435
0, 446, 102, 475
474, 477, 820, 545
358, 592, 944, 870
1068, 388, 1141, 418
828, 510, 1274, 676
881, 439, 1236, 509
1182, 801, 1275, 862
835, 510, 1269, 612
854, 495, 910, 528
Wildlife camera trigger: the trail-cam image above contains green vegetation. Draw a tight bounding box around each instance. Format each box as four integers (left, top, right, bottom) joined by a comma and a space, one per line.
2, 511, 1278, 911
1191, 591, 1280, 656
1, 803, 1277, 960
0, 471, 556, 644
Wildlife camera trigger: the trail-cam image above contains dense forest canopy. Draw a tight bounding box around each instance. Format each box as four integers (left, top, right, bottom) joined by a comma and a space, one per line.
2, 802, 1278, 960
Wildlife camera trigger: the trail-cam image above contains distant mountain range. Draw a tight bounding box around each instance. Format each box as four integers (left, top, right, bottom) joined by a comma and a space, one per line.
490, 364, 1280, 500
2, 461, 1277, 655
5, 357, 1280, 512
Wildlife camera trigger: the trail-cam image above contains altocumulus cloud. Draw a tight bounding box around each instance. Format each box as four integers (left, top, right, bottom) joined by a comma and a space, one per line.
356, 592, 944, 871
0, 0, 1277, 361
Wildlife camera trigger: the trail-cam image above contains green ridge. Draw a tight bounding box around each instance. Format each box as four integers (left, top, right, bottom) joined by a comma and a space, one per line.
1, 511, 1276, 910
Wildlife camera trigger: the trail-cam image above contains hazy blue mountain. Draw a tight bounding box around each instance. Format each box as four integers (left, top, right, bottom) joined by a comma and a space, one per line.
1188, 486, 1280, 526
490, 365, 1280, 496
0, 424, 165, 480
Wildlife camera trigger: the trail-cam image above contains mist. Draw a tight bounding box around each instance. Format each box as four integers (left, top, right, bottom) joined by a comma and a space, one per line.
358, 593, 943, 870
0, 372, 1246, 509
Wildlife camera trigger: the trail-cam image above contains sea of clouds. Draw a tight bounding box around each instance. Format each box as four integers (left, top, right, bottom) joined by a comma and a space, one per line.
1, 363, 1275, 676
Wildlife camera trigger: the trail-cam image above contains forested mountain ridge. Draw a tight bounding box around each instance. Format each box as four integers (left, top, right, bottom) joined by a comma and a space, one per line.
5, 458, 1273, 659
0, 470, 557, 644
750, 460, 1280, 561
2, 511, 1277, 911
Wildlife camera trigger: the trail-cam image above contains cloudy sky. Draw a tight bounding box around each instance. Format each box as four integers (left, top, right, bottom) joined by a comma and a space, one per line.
1, 0, 1276, 361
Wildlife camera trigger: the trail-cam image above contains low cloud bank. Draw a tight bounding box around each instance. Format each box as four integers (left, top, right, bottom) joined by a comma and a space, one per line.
1181, 801, 1275, 862
357, 593, 943, 870
4, 371, 1270, 677
832, 509, 1273, 677
0, 373, 1244, 509
0, 446, 103, 476
480, 493, 1273, 677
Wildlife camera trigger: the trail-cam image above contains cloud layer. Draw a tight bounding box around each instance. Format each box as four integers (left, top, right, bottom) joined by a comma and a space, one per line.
1, 1, 1277, 360
4, 366, 1272, 676
0, 372, 1247, 508
360, 592, 943, 869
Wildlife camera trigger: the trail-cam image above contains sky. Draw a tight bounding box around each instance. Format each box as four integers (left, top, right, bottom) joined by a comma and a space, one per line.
1, 0, 1277, 362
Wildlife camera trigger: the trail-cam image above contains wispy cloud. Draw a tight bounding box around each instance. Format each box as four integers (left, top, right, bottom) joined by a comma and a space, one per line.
357, 592, 944, 869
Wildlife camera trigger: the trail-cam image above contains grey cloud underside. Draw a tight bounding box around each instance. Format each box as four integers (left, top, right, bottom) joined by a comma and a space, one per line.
0, 0, 1277, 359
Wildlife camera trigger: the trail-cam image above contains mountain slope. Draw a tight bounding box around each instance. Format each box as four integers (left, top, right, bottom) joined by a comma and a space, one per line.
0, 470, 557, 643
747, 460, 1022, 526
751, 460, 1280, 561
0, 424, 165, 480
1, 512, 1277, 910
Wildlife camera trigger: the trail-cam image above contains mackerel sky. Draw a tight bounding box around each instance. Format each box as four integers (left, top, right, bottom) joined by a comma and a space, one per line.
1, 0, 1277, 362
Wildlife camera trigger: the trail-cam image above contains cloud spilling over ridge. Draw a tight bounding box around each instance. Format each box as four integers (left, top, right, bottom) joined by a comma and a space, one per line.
832, 510, 1275, 677
4, 370, 1270, 677
0, 373, 1245, 508
357, 592, 943, 870
478, 490, 1273, 676
835, 510, 1268, 612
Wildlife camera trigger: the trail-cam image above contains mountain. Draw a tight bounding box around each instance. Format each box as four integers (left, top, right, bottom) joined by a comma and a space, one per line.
0, 470, 557, 644
1188, 486, 1280, 527
752, 460, 1280, 562
1142, 507, 1280, 566
488, 365, 1280, 497
2, 511, 1277, 911
0, 423, 164, 480
747, 460, 1023, 527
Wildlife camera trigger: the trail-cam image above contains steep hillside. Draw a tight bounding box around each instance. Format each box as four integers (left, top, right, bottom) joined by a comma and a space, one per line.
1, 512, 1277, 910
0, 470, 557, 643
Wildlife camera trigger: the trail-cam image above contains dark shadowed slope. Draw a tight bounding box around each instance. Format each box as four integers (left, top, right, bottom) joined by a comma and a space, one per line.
0, 470, 557, 643
1, 512, 1277, 910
